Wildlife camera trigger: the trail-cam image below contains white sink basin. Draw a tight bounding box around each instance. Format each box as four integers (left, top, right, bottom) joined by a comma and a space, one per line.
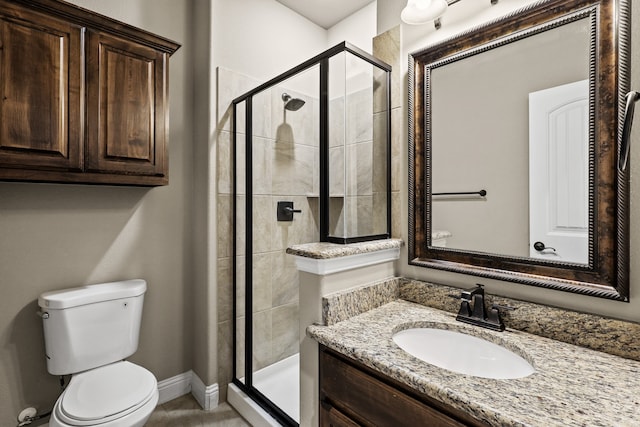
392, 328, 535, 379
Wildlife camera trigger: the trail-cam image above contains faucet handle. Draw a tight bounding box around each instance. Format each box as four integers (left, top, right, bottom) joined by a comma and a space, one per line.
486, 305, 506, 331
449, 293, 473, 317
491, 303, 516, 311
457, 299, 472, 318
460, 284, 484, 300
486, 303, 514, 331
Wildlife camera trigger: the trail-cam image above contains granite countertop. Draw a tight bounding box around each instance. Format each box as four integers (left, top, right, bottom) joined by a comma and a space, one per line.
286, 238, 403, 259
308, 300, 640, 427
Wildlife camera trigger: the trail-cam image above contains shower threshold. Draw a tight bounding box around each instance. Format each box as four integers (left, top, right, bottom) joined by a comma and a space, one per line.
228, 353, 299, 426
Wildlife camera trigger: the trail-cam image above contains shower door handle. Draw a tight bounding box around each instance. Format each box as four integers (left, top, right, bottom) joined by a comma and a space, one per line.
277, 201, 302, 221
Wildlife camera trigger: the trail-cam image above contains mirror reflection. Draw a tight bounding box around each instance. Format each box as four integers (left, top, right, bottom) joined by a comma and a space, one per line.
409, 0, 630, 300
430, 17, 590, 264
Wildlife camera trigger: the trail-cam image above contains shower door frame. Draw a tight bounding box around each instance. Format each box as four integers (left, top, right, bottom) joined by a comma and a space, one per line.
231, 42, 391, 426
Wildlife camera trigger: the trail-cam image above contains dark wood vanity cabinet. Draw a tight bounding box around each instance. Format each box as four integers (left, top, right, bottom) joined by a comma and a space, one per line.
320, 346, 487, 427
0, 0, 179, 186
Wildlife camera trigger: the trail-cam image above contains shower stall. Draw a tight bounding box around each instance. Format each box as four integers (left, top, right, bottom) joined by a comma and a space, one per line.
229, 42, 391, 426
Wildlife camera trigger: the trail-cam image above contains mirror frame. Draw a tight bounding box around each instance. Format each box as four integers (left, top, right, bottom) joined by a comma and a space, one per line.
408, 0, 630, 301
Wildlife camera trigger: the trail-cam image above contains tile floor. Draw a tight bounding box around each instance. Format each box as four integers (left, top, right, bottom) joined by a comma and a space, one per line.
147, 394, 251, 426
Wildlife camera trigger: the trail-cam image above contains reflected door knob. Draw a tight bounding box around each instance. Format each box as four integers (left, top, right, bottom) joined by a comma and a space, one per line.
533, 241, 556, 252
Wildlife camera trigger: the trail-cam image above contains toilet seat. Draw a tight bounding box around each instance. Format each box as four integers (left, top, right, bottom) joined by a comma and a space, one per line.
53, 361, 157, 426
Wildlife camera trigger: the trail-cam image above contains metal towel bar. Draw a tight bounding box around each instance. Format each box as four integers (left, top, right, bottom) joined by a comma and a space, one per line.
433, 190, 487, 197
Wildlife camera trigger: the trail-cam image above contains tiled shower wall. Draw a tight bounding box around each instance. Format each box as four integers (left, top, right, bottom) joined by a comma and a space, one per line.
373, 26, 402, 239
329, 86, 386, 238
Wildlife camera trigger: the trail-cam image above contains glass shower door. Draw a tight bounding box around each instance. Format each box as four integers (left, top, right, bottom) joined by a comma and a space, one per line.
235, 67, 320, 426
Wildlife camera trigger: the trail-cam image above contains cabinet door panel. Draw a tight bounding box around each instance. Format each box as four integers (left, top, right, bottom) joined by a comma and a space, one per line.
86, 30, 167, 177
0, 7, 82, 171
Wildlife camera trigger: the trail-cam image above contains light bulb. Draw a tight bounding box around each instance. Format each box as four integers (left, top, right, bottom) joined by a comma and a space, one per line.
401, 0, 448, 25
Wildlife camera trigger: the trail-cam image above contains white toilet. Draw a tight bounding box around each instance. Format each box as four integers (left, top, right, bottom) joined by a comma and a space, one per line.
38, 279, 158, 427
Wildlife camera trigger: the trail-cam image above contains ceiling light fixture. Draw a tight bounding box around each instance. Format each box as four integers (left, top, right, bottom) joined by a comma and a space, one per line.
401, 0, 499, 29
401, 0, 448, 26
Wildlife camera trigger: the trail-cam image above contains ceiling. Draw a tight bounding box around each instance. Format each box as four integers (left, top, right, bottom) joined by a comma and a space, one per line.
275, 0, 376, 29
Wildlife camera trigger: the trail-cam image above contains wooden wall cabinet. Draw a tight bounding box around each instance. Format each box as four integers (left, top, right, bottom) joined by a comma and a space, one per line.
319, 346, 488, 427
0, 0, 180, 186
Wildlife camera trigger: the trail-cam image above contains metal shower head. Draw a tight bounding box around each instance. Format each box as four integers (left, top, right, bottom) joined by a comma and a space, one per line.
282, 93, 305, 111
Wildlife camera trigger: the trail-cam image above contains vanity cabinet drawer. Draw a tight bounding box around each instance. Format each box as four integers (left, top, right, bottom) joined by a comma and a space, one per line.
320, 400, 360, 427
320, 346, 485, 427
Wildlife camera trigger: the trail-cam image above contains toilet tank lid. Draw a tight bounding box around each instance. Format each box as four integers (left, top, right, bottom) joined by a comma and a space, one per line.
38, 279, 147, 310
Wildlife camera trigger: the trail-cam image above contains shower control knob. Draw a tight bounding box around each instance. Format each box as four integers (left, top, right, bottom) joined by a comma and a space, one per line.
277, 201, 301, 221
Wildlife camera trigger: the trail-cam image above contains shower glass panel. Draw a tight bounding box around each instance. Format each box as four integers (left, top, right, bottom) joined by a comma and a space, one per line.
327, 52, 390, 242
232, 42, 391, 427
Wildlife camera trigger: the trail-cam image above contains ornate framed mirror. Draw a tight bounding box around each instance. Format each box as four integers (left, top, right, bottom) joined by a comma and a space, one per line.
408, 0, 630, 300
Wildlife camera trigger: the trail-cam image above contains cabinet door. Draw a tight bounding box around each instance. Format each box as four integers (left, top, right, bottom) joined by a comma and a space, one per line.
0, 5, 82, 172
86, 30, 168, 180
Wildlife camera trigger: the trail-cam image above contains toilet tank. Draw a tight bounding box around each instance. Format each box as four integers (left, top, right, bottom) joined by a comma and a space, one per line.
38, 279, 147, 375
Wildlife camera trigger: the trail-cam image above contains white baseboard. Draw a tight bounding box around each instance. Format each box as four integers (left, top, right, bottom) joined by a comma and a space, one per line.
157, 370, 218, 410
191, 372, 219, 410
157, 371, 192, 405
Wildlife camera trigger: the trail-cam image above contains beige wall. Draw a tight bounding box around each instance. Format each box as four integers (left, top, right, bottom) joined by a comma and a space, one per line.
389, 0, 640, 322
0, 0, 197, 424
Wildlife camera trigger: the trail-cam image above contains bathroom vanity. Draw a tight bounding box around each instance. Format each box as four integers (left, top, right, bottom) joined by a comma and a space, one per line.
288, 239, 640, 426
310, 299, 640, 426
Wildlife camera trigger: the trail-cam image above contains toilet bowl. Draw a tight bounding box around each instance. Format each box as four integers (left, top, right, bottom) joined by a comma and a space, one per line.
49, 362, 158, 427
38, 280, 158, 427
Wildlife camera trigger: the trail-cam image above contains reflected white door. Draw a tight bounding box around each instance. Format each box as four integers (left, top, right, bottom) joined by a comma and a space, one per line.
529, 80, 588, 264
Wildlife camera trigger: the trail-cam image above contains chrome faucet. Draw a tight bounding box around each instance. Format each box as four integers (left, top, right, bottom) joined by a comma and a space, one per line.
456, 284, 509, 331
